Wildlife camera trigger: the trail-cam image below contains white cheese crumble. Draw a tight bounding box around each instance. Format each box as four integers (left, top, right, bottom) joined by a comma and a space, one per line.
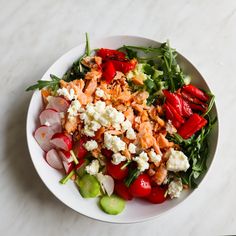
84, 140, 98, 151
57, 88, 77, 101
85, 159, 100, 175
104, 132, 126, 153
80, 101, 125, 137
133, 151, 149, 172
166, 148, 190, 172
112, 153, 127, 165
67, 99, 81, 119
149, 149, 162, 163
95, 88, 105, 98
128, 143, 137, 154
167, 178, 183, 199
126, 127, 136, 140
121, 120, 132, 131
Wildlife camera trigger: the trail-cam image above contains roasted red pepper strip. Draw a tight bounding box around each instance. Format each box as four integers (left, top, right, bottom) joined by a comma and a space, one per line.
178, 113, 207, 139
182, 85, 209, 102
181, 91, 208, 110
163, 90, 183, 116
189, 102, 206, 112
177, 94, 193, 117
102, 61, 116, 84
110, 59, 136, 74
97, 48, 126, 61
164, 102, 185, 128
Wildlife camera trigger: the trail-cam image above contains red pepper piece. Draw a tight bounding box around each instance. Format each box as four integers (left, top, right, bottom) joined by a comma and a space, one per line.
166, 102, 185, 124
182, 85, 209, 102
181, 91, 207, 109
164, 103, 184, 128
189, 102, 206, 112
110, 59, 136, 74
102, 61, 116, 84
178, 113, 207, 139
97, 48, 126, 61
177, 94, 193, 117
163, 90, 183, 116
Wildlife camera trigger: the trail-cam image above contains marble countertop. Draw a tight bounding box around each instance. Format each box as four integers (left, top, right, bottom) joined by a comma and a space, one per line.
1, 0, 235, 235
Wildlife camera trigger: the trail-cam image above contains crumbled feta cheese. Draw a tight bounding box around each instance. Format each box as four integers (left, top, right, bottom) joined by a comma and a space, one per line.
126, 127, 136, 140
95, 88, 105, 98
57, 88, 77, 101
121, 120, 132, 131
80, 101, 125, 137
149, 149, 162, 163
128, 143, 137, 154
67, 99, 81, 119
112, 153, 127, 165
133, 151, 149, 172
85, 159, 100, 175
166, 148, 190, 172
167, 178, 183, 198
104, 132, 126, 153
84, 140, 98, 151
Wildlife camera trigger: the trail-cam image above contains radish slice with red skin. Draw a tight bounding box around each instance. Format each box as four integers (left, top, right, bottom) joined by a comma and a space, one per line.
46, 96, 70, 112
58, 150, 73, 163
34, 125, 56, 151
63, 161, 75, 174
50, 133, 72, 151
39, 109, 61, 126
46, 149, 63, 170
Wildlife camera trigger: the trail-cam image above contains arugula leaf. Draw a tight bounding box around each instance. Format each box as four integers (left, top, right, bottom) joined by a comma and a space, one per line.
167, 115, 217, 188
25, 74, 60, 92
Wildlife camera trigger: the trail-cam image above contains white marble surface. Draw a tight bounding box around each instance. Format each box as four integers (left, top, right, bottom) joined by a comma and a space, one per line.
0, 0, 235, 235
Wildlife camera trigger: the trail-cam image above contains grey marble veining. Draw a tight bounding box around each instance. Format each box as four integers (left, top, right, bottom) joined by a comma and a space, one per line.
0, 0, 236, 235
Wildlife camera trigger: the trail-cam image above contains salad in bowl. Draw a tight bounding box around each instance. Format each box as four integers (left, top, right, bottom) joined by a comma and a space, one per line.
26, 34, 217, 218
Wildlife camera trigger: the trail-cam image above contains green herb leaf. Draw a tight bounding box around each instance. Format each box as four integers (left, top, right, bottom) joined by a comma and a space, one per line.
125, 168, 140, 187
26, 74, 60, 92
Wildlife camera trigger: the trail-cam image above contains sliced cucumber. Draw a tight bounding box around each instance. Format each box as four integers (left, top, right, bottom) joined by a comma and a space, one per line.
76, 174, 101, 198
100, 195, 126, 215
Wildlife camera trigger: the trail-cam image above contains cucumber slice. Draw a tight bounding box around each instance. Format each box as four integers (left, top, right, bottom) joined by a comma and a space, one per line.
100, 195, 126, 215
76, 174, 101, 198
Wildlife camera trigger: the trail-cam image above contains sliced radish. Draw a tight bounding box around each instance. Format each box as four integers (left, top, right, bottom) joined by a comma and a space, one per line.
73, 137, 88, 159
34, 125, 57, 151
96, 173, 114, 196
39, 108, 61, 126
58, 150, 73, 163
50, 133, 72, 151
63, 161, 75, 174
45, 149, 63, 170
46, 96, 70, 112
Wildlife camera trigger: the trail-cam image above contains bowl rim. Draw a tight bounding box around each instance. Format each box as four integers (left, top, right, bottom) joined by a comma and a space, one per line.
26, 35, 219, 224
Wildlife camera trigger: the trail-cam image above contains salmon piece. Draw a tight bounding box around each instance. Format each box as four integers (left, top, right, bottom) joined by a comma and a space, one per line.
122, 148, 131, 160
122, 137, 132, 145
117, 91, 132, 102
65, 116, 78, 134
85, 70, 102, 80
41, 89, 51, 104
156, 133, 173, 149
106, 130, 123, 135
84, 78, 97, 97
139, 133, 154, 149
132, 103, 144, 113
124, 107, 134, 124
152, 164, 167, 185
132, 76, 144, 85
113, 71, 125, 81
94, 127, 106, 142
116, 104, 127, 112
153, 138, 162, 155
133, 91, 149, 104
141, 111, 149, 122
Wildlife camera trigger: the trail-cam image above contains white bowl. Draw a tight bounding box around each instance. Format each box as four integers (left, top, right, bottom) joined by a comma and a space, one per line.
26, 36, 219, 223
